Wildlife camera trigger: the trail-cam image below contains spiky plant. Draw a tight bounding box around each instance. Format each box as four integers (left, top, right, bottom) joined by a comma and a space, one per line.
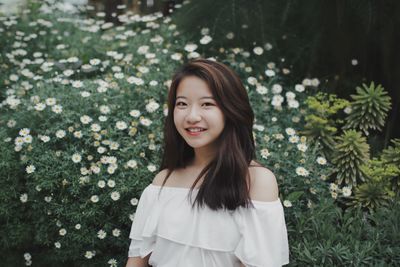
382, 139, 400, 165
344, 82, 392, 135
332, 130, 370, 186
351, 179, 392, 212
302, 93, 349, 154
381, 139, 400, 192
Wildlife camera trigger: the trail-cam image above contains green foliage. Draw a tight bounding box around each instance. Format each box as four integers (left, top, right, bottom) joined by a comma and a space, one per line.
381, 139, 400, 192
332, 130, 370, 186
344, 82, 392, 135
289, 198, 400, 266
302, 93, 349, 153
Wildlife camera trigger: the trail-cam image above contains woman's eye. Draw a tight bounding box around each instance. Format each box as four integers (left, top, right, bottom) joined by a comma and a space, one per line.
175, 102, 186, 106
202, 103, 214, 107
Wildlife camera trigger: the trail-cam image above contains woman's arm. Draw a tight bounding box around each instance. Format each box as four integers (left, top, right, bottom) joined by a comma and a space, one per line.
125, 254, 151, 267
240, 263, 245, 267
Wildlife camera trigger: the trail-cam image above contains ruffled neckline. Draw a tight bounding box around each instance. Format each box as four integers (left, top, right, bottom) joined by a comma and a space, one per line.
147, 184, 281, 206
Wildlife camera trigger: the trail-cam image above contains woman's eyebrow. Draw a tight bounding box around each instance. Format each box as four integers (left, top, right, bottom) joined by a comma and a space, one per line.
176, 96, 215, 100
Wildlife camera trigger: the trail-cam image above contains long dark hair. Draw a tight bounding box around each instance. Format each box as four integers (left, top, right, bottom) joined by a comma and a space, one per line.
160, 59, 258, 211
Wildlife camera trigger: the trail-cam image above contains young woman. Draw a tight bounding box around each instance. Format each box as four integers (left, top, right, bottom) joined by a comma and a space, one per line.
125, 59, 289, 267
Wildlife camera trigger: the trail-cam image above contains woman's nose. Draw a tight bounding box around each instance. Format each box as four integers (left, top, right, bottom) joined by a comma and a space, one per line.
186, 106, 201, 123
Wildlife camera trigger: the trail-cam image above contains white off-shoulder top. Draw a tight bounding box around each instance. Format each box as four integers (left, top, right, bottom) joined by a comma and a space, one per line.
128, 184, 289, 267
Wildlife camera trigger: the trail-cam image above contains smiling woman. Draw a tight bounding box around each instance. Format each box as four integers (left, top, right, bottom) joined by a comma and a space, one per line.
126, 59, 289, 267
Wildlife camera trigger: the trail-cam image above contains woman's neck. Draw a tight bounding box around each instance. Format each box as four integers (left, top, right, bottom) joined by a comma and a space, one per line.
190, 147, 216, 169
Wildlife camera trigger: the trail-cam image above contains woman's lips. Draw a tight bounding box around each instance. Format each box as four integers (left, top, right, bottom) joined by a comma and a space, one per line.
185, 128, 206, 136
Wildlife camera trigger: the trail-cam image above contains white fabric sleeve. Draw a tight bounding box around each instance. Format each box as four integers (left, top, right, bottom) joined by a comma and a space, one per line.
128, 185, 157, 258
233, 199, 289, 267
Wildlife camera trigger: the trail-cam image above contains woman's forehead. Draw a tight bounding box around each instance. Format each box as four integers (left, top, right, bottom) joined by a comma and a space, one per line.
176, 76, 214, 99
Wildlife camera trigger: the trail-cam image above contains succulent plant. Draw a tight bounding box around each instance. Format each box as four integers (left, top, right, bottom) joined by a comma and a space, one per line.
332, 130, 370, 186
351, 179, 392, 211
381, 139, 400, 192
344, 82, 391, 135
303, 93, 349, 153
382, 138, 400, 165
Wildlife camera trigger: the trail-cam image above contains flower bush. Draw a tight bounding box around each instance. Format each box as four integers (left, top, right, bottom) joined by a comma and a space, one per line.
0, 1, 398, 266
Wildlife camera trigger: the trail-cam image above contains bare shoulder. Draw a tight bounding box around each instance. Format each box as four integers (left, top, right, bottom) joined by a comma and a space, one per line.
152, 169, 170, 186
248, 164, 279, 202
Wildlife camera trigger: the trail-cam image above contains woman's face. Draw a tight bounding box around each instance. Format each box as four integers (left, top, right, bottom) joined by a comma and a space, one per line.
173, 76, 225, 152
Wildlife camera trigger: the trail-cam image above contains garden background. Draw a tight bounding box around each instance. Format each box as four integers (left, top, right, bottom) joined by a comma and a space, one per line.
1, 0, 399, 266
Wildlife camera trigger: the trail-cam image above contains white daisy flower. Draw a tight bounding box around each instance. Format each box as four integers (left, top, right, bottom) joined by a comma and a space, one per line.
84, 251, 95, 259
7, 120, 17, 128
145, 100, 160, 113
15, 137, 24, 146
23, 135, 32, 143
71, 153, 82, 163
184, 43, 198, 52
272, 84, 283, 94
81, 91, 91, 97
91, 123, 101, 132
24, 253, 32, 261
26, 165, 35, 174
316, 157, 327, 165
107, 180, 116, 188
130, 198, 139, 206
126, 76, 144, 85
19, 128, 30, 136
265, 69, 275, 77
171, 53, 182, 61
90, 195, 99, 203
283, 200, 292, 207
89, 58, 101, 65
329, 183, 338, 192
297, 143, 308, 152
295, 84, 305, 92
127, 160, 137, 168
108, 259, 117, 267
147, 164, 156, 172
54, 242, 61, 249
115, 121, 127, 130
342, 186, 352, 197
51, 105, 63, 114
110, 191, 120, 201
72, 81, 83, 88
98, 180, 106, 188
112, 228, 121, 237
59, 228, 67, 236
285, 128, 296, 136
129, 110, 141, 117
80, 115, 92, 124
256, 85, 268, 95
288, 100, 299, 109
226, 32, 234, 39
260, 148, 270, 159
199, 35, 212, 44
73, 131, 82, 138
75, 224, 81, 230
253, 46, 263, 55
55, 130, 66, 138
97, 229, 106, 239
296, 167, 309, 176
34, 103, 46, 111
100, 105, 110, 114
20, 193, 28, 203
99, 116, 108, 122
114, 72, 124, 79
289, 135, 299, 143
140, 118, 152, 126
